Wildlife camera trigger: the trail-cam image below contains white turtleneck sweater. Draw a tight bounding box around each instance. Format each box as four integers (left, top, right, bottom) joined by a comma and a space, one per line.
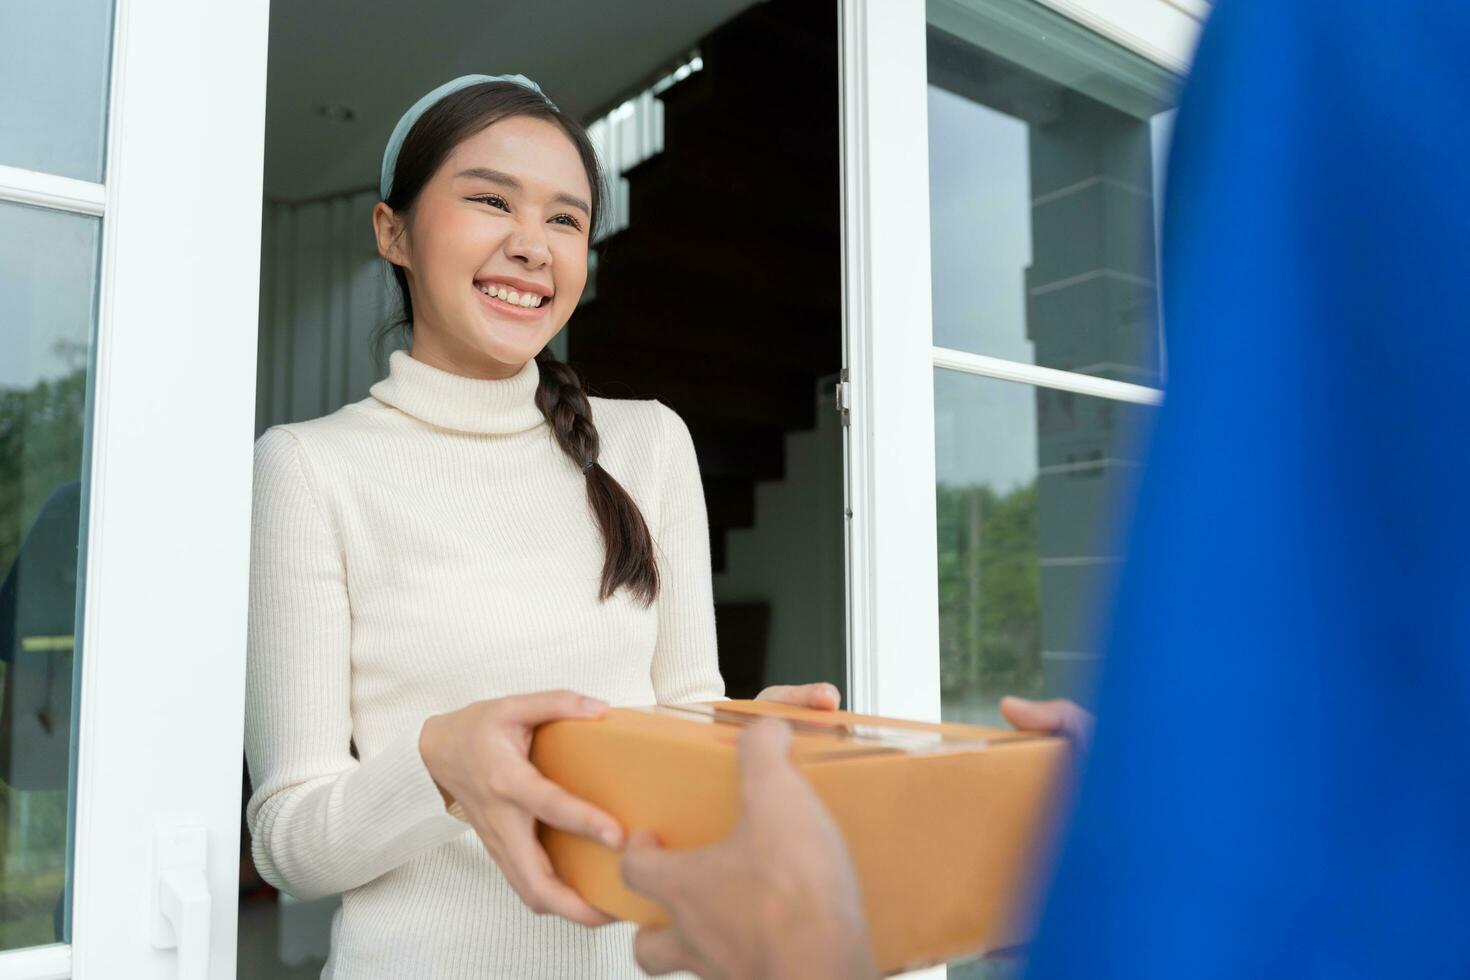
244, 350, 725, 979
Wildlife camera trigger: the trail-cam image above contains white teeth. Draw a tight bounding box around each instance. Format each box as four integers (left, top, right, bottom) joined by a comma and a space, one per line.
477, 282, 546, 308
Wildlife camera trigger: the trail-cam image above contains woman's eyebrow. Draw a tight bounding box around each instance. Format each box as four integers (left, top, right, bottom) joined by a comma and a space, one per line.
455, 166, 591, 216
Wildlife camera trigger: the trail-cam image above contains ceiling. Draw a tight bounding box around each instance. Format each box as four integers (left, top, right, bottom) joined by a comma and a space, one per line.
263, 0, 756, 202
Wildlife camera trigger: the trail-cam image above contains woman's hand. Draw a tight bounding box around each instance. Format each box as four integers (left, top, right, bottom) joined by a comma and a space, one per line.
754, 681, 842, 711
418, 690, 622, 926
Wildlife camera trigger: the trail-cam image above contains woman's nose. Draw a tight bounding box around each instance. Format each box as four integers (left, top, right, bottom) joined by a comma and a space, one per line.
505, 220, 551, 267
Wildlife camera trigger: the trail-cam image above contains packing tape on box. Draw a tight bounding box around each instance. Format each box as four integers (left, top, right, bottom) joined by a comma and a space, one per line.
630, 703, 1052, 758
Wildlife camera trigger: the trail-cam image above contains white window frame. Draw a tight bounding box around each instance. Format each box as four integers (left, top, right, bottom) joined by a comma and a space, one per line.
0, 0, 270, 976
840, 0, 1199, 725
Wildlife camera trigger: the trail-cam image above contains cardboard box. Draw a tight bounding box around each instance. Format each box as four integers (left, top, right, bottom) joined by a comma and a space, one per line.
532, 699, 1070, 974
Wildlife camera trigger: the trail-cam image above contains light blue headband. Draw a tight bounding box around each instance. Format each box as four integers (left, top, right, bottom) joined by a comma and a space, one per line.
379, 73, 557, 201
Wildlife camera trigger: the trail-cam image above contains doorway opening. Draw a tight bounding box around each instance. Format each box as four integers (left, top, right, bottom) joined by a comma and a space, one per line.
243, 1, 842, 974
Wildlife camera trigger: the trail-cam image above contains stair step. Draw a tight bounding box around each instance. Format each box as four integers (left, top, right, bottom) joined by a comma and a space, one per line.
580, 0, 840, 588
574, 357, 817, 432
703, 476, 758, 529
692, 427, 787, 481
710, 527, 727, 573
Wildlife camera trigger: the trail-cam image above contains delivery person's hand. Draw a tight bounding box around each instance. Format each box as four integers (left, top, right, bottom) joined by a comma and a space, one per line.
620, 719, 880, 980
419, 690, 622, 926
753, 681, 841, 711
1000, 695, 1094, 753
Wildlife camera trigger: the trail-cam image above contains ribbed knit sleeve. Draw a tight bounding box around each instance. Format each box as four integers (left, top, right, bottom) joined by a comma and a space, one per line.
648, 403, 726, 704
244, 427, 468, 901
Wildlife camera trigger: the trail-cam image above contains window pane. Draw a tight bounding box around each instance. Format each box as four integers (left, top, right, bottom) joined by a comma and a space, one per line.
0, 200, 101, 949
934, 369, 1152, 729
927, 0, 1178, 387
0, 0, 117, 182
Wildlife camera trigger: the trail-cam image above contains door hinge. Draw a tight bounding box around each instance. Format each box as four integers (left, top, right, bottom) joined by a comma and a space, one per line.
834, 371, 851, 426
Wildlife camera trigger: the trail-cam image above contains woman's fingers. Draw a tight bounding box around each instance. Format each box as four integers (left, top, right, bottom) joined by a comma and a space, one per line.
528, 873, 616, 927
513, 767, 624, 848
755, 682, 842, 711
497, 689, 609, 726
442, 689, 632, 927
498, 817, 615, 926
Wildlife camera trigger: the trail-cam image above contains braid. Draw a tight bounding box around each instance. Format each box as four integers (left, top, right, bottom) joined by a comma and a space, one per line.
534, 351, 601, 472
534, 350, 660, 605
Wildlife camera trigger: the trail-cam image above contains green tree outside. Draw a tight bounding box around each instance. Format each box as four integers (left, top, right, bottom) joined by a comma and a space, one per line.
0, 359, 88, 948
937, 480, 1043, 709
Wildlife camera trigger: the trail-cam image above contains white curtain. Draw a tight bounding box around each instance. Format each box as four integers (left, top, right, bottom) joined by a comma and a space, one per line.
255, 189, 395, 436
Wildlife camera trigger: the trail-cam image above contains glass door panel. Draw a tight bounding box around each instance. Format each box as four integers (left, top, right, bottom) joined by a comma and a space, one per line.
0, 104, 106, 971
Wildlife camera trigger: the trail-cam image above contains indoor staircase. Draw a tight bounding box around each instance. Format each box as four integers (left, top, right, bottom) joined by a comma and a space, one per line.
567, 0, 842, 574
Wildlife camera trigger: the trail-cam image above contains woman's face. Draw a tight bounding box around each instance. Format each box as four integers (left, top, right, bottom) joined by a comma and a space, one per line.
373, 115, 593, 379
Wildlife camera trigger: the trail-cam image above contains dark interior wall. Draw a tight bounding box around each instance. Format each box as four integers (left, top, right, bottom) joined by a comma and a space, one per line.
568, 0, 845, 699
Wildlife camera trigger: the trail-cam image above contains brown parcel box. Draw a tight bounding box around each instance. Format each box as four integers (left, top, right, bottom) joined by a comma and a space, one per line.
531, 699, 1070, 975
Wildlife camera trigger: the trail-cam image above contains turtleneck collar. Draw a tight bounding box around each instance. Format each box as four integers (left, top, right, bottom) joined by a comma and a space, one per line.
369, 350, 546, 435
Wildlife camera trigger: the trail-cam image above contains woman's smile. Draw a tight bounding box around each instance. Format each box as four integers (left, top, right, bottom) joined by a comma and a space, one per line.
473, 278, 553, 320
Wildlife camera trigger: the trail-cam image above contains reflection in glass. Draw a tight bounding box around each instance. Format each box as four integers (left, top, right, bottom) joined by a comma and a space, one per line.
934, 369, 1151, 730
0, 0, 116, 182
927, 0, 1177, 386
0, 200, 101, 949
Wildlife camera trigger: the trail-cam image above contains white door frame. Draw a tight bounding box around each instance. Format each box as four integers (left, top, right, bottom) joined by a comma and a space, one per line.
0, 0, 271, 977
839, 0, 1202, 722
839, 0, 944, 722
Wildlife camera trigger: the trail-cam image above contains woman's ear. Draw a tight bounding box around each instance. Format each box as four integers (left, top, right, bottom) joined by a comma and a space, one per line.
372, 201, 410, 269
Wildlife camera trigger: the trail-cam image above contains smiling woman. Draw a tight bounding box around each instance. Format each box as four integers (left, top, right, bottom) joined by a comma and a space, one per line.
374, 94, 594, 378
369, 83, 655, 605
241, 75, 840, 979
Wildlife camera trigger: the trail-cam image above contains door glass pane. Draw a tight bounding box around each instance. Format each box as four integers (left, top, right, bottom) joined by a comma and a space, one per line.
934, 369, 1153, 728
0, 200, 102, 949
927, 0, 1178, 387
0, 0, 117, 182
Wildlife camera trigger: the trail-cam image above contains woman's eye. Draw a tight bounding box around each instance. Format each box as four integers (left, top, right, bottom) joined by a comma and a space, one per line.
472, 194, 509, 211
551, 214, 582, 230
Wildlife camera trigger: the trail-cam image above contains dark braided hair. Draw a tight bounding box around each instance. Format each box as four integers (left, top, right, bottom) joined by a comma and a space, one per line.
375, 81, 660, 605
534, 351, 658, 604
